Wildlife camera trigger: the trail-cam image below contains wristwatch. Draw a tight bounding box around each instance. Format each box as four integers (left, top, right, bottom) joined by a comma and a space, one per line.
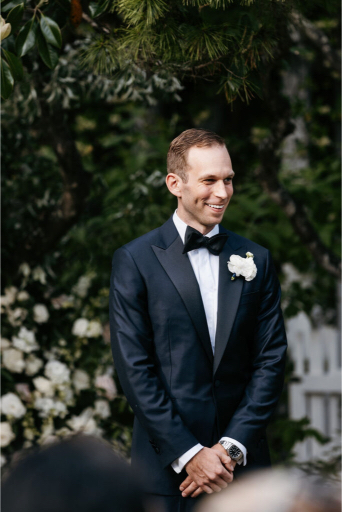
219, 440, 243, 463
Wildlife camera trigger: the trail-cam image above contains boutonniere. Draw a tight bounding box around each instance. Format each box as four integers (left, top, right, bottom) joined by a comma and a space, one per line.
228, 252, 257, 281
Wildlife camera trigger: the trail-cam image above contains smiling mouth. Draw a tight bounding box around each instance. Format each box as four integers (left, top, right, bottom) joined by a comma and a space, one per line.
206, 203, 225, 210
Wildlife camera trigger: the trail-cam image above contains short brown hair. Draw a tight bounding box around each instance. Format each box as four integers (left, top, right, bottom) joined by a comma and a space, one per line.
167, 128, 226, 182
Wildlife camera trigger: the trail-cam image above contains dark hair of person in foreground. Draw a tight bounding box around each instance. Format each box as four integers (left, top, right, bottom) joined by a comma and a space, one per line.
1, 434, 147, 512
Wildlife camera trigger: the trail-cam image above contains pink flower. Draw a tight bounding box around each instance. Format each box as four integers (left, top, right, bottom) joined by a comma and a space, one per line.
95, 375, 117, 401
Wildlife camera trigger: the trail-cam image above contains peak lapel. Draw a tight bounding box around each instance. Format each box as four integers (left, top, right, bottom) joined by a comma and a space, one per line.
152, 235, 213, 366
213, 235, 245, 374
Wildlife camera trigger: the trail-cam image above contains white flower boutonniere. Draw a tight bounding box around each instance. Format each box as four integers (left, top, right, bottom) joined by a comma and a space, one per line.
228, 252, 257, 281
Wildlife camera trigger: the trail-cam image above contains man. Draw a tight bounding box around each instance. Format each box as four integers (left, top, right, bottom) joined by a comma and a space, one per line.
109, 129, 287, 512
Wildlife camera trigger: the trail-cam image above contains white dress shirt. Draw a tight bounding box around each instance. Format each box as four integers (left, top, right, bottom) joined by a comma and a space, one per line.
171, 211, 247, 473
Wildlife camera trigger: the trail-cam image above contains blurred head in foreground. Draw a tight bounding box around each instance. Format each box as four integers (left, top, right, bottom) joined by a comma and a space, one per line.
196, 468, 341, 512
2, 434, 147, 512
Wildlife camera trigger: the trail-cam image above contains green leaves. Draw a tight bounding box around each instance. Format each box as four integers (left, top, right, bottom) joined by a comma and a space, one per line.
2, 48, 23, 80
40, 15, 62, 49
6, 3, 24, 32
15, 17, 36, 57
36, 26, 59, 69
1, 57, 14, 99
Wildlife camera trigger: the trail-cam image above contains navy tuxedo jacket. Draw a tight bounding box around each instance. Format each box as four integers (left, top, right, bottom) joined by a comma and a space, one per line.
109, 217, 287, 494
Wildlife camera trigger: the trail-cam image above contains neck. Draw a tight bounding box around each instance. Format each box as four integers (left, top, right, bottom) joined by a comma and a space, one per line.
176, 209, 216, 236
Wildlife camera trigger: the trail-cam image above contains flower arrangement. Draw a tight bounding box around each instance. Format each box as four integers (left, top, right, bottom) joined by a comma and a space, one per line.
0, 264, 131, 468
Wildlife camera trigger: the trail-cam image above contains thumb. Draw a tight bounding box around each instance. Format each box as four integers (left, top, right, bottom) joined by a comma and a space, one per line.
217, 451, 234, 470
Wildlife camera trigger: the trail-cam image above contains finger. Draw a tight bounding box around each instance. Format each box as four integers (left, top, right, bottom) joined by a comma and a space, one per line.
181, 481, 199, 498
202, 485, 214, 494
223, 461, 235, 472
191, 488, 204, 498
179, 476, 193, 491
217, 467, 234, 483
212, 476, 228, 489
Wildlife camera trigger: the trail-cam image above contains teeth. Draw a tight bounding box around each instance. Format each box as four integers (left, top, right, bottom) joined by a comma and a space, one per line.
208, 204, 224, 209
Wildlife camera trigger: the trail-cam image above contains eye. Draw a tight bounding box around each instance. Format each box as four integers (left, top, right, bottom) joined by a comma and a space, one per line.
224, 177, 233, 183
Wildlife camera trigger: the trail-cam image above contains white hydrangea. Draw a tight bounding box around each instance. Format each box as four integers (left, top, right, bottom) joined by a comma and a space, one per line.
17, 290, 30, 301
19, 263, 31, 277
0, 422, 15, 447
44, 360, 70, 384
2, 348, 25, 373
72, 369, 90, 392
33, 304, 49, 323
1, 338, 11, 351
32, 266, 47, 284
23, 428, 35, 440
12, 327, 39, 353
7, 307, 28, 327
66, 407, 102, 436
72, 318, 89, 337
2, 286, 18, 306
0, 453, 7, 466
33, 377, 55, 397
25, 354, 44, 376
0, 392, 26, 419
95, 374, 117, 400
34, 397, 67, 418
57, 384, 74, 406
94, 399, 111, 419
72, 275, 92, 298
86, 320, 103, 338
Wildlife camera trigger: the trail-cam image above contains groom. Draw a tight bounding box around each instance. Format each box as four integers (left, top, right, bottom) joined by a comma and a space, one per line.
109, 129, 287, 511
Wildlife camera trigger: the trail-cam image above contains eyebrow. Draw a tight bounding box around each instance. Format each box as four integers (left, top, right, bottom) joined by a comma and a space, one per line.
202, 171, 235, 179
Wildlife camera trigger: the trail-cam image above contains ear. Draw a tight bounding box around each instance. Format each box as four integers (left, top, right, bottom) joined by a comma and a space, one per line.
165, 173, 183, 198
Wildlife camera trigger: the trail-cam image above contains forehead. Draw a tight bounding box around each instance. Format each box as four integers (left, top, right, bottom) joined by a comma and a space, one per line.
186, 144, 233, 175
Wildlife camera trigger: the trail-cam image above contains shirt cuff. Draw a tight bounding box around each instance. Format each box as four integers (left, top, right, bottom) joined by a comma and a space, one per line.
171, 443, 203, 474
219, 437, 247, 466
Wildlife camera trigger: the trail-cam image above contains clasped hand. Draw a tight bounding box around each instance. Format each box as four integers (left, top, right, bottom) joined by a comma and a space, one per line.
179, 443, 236, 498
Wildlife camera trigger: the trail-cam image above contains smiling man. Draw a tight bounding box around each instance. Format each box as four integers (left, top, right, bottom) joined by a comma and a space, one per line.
110, 129, 287, 512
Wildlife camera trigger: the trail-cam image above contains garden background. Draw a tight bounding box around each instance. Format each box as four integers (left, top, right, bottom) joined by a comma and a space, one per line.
1, 0, 341, 478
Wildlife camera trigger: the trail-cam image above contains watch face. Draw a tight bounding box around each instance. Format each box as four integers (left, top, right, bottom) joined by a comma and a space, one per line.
228, 445, 241, 459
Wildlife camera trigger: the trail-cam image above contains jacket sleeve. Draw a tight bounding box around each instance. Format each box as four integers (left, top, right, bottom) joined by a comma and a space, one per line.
222, 249, 287, 457
109, 246, 199, 468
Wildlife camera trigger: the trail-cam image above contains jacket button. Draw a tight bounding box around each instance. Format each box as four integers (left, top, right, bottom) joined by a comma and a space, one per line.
214, 380, 220, 388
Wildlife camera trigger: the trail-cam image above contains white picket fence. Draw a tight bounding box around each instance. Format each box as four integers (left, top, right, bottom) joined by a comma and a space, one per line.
286, 312, 341, 462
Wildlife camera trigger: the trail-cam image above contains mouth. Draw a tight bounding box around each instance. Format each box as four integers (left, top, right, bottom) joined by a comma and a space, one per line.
205, 203, 225, 212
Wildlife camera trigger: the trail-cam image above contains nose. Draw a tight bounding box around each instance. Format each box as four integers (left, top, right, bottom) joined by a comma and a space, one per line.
213, 180, 229, 200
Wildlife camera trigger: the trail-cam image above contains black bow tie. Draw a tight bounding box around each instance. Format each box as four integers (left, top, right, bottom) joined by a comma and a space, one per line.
182, 226, 228, 256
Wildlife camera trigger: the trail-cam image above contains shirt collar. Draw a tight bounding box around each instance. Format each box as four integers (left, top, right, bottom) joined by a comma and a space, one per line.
173, 210, 219, 244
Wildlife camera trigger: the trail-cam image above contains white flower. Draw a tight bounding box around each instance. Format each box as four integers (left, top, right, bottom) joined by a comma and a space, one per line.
25, 354, 43, 376
0, 453, 7, 467
33, 377, 55, 397
72, 275, 92, 298
228, 252, 257, 282
33, 304, 49, 323
19, 263, 31, 277
1, 338, 11, 351
44, 360, 70, 384
34, 397, 67, 418
95, 374, 117, 400
12, 327, 39, 353
57, 384, 74, 406
72, 369, 90, 392
23, 428, 35, 440
0, 422, 15, 447
32, 266, 47, 284
86, 320, 103, 338
66, 407, 102, 436
3, 348, 25, 373
17, 291, 30, 302
0, 392, 26, 419
7, 307, 28, 327
4, 286, 17, 305
94, 399, 111, 419
72, 318, 89, 337
15, 383, 32, 402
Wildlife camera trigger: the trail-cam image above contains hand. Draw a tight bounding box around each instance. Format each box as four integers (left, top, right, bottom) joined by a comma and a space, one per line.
179, 444, 235, 498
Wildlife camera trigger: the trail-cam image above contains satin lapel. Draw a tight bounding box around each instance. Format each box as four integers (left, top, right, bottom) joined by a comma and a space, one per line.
213, 237, 245, 374
152, 236, 213, 366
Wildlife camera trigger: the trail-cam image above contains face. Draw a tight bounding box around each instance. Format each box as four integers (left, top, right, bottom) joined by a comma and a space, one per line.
166, 145, 234, 234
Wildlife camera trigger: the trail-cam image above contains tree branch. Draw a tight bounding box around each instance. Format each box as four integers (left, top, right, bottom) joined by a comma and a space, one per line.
289, 10, 341, 74
21, 107, 91, 266
255, 126, 341, 279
